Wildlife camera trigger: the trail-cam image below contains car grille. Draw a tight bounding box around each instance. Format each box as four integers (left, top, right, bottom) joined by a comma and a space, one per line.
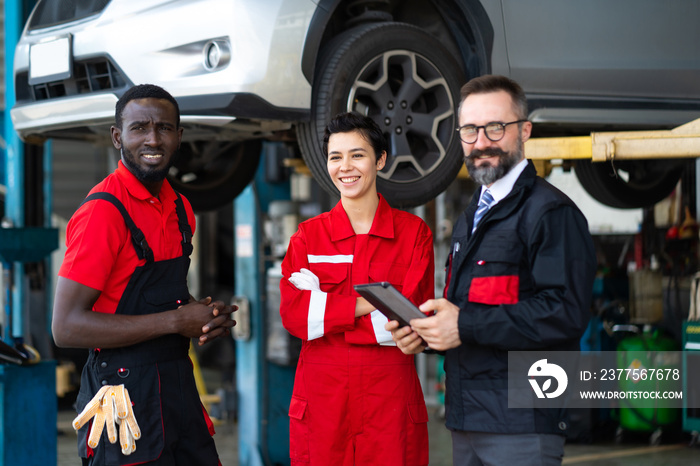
16, 58, 128, 103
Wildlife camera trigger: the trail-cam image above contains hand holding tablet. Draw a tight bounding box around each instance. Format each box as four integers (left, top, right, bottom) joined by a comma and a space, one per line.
354, 282, 426, 328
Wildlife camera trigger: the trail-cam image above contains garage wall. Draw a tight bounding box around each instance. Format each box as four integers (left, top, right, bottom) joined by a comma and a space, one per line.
51, 140, 116, 221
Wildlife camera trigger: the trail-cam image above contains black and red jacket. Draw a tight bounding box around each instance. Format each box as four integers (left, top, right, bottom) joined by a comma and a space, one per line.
443, 161, 596, 435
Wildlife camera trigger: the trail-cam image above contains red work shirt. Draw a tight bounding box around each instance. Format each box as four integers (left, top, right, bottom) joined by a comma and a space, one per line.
280, 195, 434, 345
58, 161, 196, 314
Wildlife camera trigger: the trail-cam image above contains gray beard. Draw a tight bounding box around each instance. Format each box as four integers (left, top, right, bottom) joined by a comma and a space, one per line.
465, 142, 523, 186
467, 160, 507, 186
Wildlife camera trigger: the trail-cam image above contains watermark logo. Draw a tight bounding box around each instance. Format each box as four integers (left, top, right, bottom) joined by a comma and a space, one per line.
509, 351, 690, 409
528, 359, 568, 399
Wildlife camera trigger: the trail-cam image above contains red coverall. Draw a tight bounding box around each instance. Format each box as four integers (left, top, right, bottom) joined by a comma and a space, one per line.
280, 196, 434, 466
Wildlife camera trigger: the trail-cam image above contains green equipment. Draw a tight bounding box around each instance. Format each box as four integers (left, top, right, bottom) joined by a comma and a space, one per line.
682, 321, 700, 445
615, 326, 681, 444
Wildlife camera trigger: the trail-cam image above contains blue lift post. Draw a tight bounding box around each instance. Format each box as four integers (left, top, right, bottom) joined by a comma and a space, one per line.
0, 1, 58, 465
235, 143, 297, 465
235, 182, 266, 466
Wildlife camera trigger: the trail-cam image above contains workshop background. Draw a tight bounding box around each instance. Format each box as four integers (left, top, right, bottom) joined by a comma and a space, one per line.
1, 1, 700, 465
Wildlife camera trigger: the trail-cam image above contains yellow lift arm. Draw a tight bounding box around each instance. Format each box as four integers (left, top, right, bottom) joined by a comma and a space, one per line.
525, 117, 700, 162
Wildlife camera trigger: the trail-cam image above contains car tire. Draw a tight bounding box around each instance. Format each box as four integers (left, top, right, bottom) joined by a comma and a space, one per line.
168, 139, 262, 212
297, 22, 466, 208
574, 158, 687, 209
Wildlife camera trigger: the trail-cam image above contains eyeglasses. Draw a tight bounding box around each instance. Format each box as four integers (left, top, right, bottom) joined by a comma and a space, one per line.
456, 119, 528, 144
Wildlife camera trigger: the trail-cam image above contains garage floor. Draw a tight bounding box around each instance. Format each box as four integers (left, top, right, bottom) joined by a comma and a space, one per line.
57, 406, 698, 465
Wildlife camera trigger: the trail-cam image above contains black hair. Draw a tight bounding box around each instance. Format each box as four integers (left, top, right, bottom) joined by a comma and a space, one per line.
322, 112, 387, 160
115, 84, 180, 129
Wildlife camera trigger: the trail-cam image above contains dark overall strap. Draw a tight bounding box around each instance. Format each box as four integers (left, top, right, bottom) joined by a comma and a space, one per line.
80, 192, 155, 262
173, 191, 193, 257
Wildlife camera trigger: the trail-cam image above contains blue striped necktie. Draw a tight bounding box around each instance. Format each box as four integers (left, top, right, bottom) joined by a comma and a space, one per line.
473, 189, 493, 232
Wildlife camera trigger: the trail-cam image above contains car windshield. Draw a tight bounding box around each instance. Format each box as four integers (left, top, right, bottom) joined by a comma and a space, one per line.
28, 0, 110, 30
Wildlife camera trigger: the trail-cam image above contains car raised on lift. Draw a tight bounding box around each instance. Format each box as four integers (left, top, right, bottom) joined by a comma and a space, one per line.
11, 0, 700, 210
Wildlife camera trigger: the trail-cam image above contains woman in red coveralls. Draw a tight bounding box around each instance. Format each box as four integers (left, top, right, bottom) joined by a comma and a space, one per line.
280, 112, 434, 465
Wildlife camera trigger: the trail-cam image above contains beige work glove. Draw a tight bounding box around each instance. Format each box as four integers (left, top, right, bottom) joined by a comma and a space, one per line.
72, 384, 142, 455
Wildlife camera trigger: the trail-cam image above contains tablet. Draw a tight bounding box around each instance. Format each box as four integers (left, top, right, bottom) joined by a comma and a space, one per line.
354, 282, 426, 328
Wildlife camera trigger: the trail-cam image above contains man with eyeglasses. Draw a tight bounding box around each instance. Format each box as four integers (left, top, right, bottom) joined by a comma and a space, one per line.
387, 75, 596, 466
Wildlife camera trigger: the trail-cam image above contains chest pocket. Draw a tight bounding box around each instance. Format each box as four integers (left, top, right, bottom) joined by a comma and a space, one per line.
369, 262, 408, 292
142, 281, 190, 310
308, 262, 349, 291
468, 238, 521, 305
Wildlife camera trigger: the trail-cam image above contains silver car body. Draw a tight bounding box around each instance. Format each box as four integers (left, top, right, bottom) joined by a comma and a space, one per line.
10, 0, 700, 210
491, 0, 700, 128
12, 0, 317, 141
13, 0, 700, 141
